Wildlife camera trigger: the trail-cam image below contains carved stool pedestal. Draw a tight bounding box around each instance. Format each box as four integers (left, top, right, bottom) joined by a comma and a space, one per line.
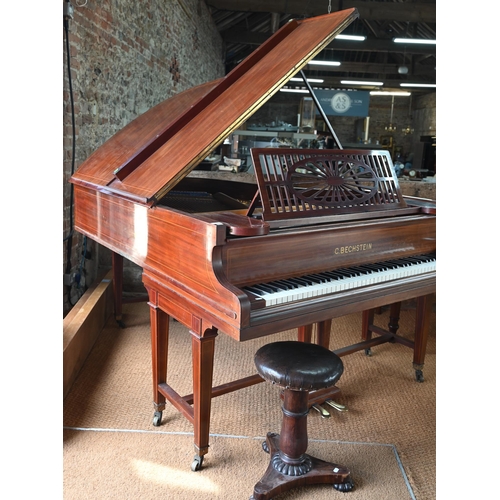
250, 341, 353, 499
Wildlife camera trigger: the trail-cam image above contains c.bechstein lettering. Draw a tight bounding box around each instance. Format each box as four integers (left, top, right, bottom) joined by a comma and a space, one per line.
334, 243, 373, 255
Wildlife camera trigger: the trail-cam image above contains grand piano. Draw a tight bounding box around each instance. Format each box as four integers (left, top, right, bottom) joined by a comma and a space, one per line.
70, 8, 436, 471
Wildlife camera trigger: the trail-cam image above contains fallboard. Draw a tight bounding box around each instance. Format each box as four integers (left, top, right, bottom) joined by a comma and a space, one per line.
221, 214, 436, 287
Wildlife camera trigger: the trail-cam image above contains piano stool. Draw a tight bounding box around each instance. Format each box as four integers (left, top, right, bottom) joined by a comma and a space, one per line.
250, 341, 353, 499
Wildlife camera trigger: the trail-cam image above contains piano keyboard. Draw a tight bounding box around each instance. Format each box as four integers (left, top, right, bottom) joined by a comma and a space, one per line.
243, 254, 436, 306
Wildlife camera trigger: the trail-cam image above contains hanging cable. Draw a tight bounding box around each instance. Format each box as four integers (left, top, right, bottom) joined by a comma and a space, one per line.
64, 3, 86, 305
63, 14, 75, 247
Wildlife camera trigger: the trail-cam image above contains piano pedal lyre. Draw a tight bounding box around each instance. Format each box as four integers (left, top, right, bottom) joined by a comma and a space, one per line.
311, 403, 330, 418
325, 399, 348, 412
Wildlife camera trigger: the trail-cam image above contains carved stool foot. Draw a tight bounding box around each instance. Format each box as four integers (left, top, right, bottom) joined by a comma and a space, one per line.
252, 433, 352, 499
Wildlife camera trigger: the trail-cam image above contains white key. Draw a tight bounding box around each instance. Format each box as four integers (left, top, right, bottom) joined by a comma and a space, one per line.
246, 258, 435, 306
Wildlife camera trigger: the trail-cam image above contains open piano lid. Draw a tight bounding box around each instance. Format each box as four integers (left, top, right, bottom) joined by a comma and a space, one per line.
70, 9, 358, 205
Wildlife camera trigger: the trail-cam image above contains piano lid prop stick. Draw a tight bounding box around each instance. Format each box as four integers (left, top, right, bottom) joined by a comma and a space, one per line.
300, 69, 343, 149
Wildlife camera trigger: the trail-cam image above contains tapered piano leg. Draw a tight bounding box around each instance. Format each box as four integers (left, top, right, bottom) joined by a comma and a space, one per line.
361, 309, 375, 356
190, 323, 218, 471
413, 294, 432, 383
388, 302, 402, 335
149, 301, 169, 426
297, 324, 313, 343
111, 252, 125, 328
297, 320, 331, 347
316, 319, 332, 349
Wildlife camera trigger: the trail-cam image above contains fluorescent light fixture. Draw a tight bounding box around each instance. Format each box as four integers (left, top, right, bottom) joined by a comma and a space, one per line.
393, 38, 436, 45
309, 60, 341, 67
336, 34, 366, 41
341, 80, 384, 86
370, 91, 411, 96
289, 77, 324, 83
400, 83, 436, 88
279, 88, 309, 93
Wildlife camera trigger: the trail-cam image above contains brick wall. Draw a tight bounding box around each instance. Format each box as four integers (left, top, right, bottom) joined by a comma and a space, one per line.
63, 0, 224, 317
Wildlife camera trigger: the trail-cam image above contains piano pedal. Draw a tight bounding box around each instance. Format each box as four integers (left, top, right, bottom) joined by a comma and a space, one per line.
311, 404, 330, 418
325, 399, 348, 412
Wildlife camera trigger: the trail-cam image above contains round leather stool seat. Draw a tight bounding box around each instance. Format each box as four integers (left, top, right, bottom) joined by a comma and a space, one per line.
254, 340, 343, 392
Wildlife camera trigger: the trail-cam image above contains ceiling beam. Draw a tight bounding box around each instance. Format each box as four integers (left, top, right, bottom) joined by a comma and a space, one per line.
222, 29, 436, 55
304, 61, 435, 77
289, 76, 435, 91
207, 0, 436, 23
